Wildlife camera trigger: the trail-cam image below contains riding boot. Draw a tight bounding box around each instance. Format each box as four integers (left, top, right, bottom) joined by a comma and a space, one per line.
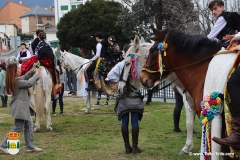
121, 127, 132, 154
132, 127, 143, 154
86, 81, 96, 91
0, 96, 5, 107
212, 117, 240, 147
173, 109, 182, 132
4, 95, 8, 107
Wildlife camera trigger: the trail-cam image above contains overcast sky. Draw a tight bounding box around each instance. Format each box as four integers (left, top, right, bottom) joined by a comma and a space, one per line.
0, 0, 54, 9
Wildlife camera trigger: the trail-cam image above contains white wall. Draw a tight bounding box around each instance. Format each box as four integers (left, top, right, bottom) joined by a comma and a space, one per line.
46, 33, 58, 41
21, 17, 30, 34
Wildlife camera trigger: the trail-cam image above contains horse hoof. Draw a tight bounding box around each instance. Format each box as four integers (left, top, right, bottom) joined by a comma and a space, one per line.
34, 128, 40, 132
47, 127, 52, 131
178, 150, 188, 155
84, 112, 89, 114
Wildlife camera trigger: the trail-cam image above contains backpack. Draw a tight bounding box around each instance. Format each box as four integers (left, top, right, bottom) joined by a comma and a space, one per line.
222, 12, 240, 32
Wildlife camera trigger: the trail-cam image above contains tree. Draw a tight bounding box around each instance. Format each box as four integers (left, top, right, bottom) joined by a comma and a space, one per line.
119, 0, 200, 39
57, 0, 129, 51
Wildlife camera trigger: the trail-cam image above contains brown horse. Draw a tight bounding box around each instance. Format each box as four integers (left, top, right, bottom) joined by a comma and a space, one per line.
140, 28, 239, 160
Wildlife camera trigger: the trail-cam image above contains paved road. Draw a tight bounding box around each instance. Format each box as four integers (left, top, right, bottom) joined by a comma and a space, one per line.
0, 49, 18, 60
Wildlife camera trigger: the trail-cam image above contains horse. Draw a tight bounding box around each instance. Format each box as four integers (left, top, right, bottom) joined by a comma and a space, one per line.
119, 35, 197, 155
23, 47, 57, 131
28, 66, 52, 131
140, 28, 239, 160
60, 50, 97, 114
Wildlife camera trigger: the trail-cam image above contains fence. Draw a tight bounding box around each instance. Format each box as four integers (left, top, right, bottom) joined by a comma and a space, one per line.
63, 71, 175, 101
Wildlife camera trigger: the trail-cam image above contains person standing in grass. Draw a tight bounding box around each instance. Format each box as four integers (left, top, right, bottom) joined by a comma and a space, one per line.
106, 44, 143, 154
0, 64, 7, 107
52, 59, 66, 115
0, 57, 42, 155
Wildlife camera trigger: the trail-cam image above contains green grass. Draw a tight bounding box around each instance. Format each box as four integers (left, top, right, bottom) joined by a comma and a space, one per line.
0, 96, 202, 160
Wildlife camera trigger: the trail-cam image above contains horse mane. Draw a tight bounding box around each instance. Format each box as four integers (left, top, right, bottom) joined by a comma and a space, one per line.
167, 30, 222, 58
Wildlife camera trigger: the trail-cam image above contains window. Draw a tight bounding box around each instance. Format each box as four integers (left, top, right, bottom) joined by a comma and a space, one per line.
77, 4, 81, 8
61, 5, 68, 10
47, 17, 52, 21
37, 17, 43, 24
71, 5, 76, 9
77, 0, 82, 1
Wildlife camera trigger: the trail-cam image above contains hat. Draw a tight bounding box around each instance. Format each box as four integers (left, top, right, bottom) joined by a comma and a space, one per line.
108, 36, 116, 42
94, 32, 104, 39
20, 43, 26, 46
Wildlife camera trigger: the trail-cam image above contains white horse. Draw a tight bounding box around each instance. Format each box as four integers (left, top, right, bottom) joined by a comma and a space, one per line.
28, 66, 52, 131
60, 50, 96, 114
119, 35, 196, 155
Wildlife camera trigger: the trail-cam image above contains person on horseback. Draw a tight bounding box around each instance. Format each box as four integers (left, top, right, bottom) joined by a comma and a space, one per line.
207, 0, 239, 48
30, 29, 43, 55
212, 33, 240, 148
86, 32, 108, 90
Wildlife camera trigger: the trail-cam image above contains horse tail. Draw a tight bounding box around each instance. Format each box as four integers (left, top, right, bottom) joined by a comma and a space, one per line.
35, 67, 46, 121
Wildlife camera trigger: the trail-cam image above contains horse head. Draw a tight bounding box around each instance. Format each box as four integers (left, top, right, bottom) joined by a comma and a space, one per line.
140, 28, 169, 88
59, 50, 70, 68
118, 35, 152, 95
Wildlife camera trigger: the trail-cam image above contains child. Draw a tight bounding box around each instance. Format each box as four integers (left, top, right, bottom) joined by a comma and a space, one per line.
0, 57, 42, 154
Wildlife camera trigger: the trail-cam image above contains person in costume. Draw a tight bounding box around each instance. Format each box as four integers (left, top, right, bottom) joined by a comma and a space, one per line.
86, 32, 108, 90
207, 0, 239, 48
17, 43, 31, 65
30, 29, 43, 55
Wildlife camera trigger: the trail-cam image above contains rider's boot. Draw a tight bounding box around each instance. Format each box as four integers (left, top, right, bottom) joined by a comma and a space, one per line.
86, 80, 96, 91
212, 117, 240, 148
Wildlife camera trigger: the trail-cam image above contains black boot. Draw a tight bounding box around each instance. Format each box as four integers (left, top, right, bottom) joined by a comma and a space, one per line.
3, 95, 8, 107
173, 108, 182, 132
85, 81, 96, 91
0, 96, 5, 107
132, 127, 143, 154
121, 127, 132, 154
212, 117, 240, 147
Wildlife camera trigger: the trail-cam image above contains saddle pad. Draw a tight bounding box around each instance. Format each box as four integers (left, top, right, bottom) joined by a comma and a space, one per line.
204, 52, 237, 112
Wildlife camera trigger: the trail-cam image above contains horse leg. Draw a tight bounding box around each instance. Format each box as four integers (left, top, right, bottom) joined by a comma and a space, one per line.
85, 91, 91, 114
34, 116, 40, 132
179, 107, 195, 155
45, 94, 52, 131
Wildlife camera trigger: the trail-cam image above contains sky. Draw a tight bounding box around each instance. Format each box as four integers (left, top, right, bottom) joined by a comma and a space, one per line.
0, 0, 54, 9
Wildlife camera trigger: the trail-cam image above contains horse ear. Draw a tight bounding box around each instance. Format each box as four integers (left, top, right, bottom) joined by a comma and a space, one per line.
150, 40, 155, 44
133, 35, 140, 52
151, 27, 162, 40
140, 37, 145, 44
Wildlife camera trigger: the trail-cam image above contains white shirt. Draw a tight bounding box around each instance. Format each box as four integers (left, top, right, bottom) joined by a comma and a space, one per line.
107, 61, 125, 83
17, 49, 31, 62
91, 43, 102, 61
207, 16, 227, 40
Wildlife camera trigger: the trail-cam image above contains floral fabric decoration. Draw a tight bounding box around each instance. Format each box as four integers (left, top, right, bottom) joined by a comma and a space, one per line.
200, 91, 223, 160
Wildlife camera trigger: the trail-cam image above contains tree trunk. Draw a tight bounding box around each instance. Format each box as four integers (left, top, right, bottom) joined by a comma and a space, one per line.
155, 0, 163, 30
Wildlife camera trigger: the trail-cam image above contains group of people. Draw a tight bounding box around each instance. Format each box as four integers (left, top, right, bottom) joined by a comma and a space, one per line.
0, 0, 240, 156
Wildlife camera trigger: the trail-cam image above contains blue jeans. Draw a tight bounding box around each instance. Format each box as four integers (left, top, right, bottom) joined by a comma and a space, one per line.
121, 112, 140, 129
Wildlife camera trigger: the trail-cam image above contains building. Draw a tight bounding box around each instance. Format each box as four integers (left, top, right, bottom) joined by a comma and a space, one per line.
0, 32, 10, 54
0, 1, 31, 29
54, 0, 89, 25
0, 22, 18, 37
20, 5, 55, 34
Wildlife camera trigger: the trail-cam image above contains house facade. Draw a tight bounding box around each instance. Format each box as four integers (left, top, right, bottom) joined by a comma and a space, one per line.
54, 0, 87, 25
0, 22, 18, 37
0, 1, 31, 29
20, 5, 55, 34
0, 32, 10, 53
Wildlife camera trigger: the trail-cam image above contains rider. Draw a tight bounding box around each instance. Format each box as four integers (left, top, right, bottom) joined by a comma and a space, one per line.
30, 29, 43, 55
212, 33, 240, 147
86, 32, 108, 90
207, 0, 239, 48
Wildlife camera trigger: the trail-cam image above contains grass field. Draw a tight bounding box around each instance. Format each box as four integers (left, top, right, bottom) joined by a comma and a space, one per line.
0, 96, 203, 160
